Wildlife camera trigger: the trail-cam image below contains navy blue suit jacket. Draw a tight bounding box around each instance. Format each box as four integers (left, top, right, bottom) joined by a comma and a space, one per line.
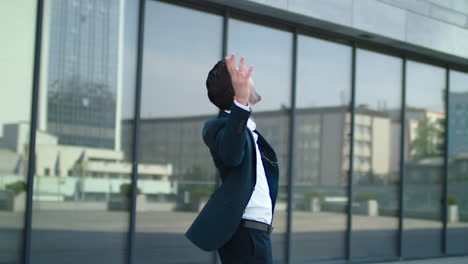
184, 103, 279, 252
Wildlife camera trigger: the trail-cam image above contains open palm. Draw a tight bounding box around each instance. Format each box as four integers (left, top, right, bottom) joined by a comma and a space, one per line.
224, 54, 254, 105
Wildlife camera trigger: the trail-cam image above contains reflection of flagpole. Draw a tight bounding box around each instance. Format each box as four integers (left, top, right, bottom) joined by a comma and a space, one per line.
32, 152, 37, 176
33, 153, 38, 200
107, 178, 111, 202
81, 164, 84, 201
74, 150, 86, 201
13, 156, 24, 175
54, 152, 61, 176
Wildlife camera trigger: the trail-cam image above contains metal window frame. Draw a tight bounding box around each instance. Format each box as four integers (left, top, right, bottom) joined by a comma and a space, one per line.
23, 0, 45, 263
127, 0, 147, 263
285, 29, 298, 264
346, 42, 357, 261
347, 46, 406, 263
401, 59, 450, 260
398, 55, 407, 260
442, 66, 450, 255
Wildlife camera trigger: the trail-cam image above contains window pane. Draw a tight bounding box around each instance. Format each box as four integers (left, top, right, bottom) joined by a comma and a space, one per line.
228, 18, 292, 264
404, 60, 446, 258
292, 35, 351, 262
136, 1, 222, 263
0, 0, 37, 263
351, 49, 402, 259
30, 0, 138, 263
447, 70, 468, 255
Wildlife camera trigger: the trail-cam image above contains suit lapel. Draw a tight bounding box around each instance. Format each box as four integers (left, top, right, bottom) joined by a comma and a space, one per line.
254, 130, 276, 158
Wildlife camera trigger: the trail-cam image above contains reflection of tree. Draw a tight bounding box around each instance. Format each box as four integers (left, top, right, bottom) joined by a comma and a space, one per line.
176, 166, 214, 211
181, 166, 209, 182
410, 117, 445, 158
357, 171, 384, 185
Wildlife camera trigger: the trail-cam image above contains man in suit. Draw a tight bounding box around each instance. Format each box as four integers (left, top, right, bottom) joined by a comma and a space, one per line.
185, 54, 279, 264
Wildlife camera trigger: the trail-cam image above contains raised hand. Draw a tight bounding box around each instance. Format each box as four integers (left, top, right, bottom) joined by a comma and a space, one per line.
224, 54, 254, 106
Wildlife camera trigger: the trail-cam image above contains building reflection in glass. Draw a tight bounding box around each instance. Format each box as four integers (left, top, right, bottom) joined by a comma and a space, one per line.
447, 70, 468, 255
403, 60, 446, 258
135, 1, 222, 263
0, 1, 37, 263
291, 35, 352, 262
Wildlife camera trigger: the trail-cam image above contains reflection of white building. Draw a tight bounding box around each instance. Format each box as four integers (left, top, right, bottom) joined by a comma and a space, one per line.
295, 106, 391, 186
0, 123, 174, 202
127, 105, 393, 188
351, 108, 391, 184
38, 0, 126, 151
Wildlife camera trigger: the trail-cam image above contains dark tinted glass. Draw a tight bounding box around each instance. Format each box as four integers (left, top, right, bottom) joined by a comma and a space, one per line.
228, 18, 293, 264
447, 70, 468, 255
135, 1, 222, 263
0, 1, 37, 263
351, 49, 402, 259
30, 0, 138, 263
291, 35, 351, 263
403, 60, 446, 258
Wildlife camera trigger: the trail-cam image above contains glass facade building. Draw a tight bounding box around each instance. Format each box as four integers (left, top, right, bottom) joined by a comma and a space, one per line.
1, 0, 467, 264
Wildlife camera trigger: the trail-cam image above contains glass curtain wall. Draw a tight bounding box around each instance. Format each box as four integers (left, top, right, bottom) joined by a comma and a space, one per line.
351, 49, 402, 260
0, 0, 37, 263
447, 70, 468, 255
5, 0, 468, 263
135, 1, 222, 263
227, 18, 292, 264
291, 35, 352, 263
403, 60, 446, 258
29, 0, 138, 263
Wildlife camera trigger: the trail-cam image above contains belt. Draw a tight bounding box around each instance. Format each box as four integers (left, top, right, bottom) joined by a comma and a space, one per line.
241, 219, 274, 234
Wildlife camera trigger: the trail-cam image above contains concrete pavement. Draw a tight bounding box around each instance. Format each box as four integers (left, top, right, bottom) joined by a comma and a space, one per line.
371, 256, 468, 264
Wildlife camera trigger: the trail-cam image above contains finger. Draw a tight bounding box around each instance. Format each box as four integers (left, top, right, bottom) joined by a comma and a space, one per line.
239, 56, 246, 73
227, 54, 236, 74
225, 56, 234, 75
224, 57, 233, 74
230, 53, 236, 67
240, 63, 248, 77
245, 65, 254, 79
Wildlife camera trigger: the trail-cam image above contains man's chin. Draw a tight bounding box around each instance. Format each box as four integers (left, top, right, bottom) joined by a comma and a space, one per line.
249, 100, 259, 107
250, 97, 261, 107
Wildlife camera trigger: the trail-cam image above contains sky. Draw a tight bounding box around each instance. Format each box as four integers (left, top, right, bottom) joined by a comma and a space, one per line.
119, 0, 453, 121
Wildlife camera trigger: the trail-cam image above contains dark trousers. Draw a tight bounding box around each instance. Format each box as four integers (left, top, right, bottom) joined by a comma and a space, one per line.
217, 222, 272, 264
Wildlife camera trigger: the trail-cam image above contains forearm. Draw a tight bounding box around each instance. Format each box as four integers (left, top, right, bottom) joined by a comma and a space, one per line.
205, 101, 251, 167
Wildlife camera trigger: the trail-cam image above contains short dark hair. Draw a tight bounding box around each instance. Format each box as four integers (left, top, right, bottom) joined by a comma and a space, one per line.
206, 59, 234, 110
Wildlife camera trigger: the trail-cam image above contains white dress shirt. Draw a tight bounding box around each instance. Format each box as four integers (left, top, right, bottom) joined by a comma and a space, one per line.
224, 100, 273, 225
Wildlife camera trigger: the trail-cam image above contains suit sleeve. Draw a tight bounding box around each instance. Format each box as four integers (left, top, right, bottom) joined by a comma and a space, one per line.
203, 102, 251, 167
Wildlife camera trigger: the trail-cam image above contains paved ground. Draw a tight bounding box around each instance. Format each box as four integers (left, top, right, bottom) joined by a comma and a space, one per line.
371, 256, 468, 264
2, 210, 467, 232
0, 210, 467, 264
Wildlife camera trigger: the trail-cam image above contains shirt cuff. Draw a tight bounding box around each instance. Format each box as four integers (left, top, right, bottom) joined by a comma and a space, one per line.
233, 99, 251, 112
